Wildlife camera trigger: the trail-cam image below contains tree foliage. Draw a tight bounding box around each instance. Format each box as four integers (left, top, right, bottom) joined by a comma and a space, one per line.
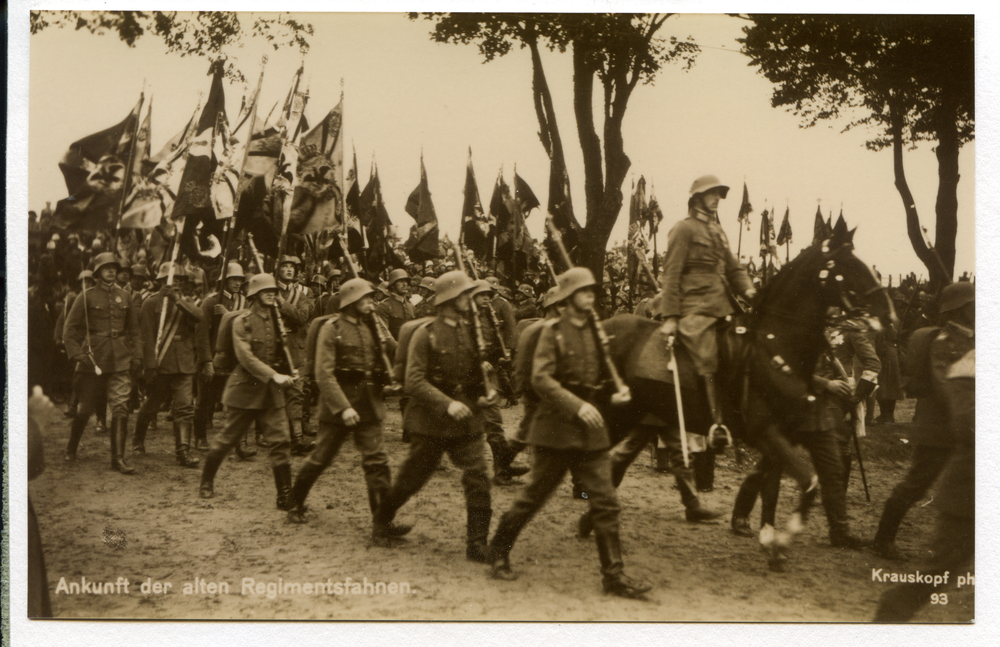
30, 11, 313, 83
741, 15, 973, 285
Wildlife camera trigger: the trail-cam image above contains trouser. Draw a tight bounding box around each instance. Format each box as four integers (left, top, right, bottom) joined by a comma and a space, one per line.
72, 371, 131, 421
194, 373, 229, 441
874, 444, 954, 545
209, 406, 291, 469
284, 374, 305, 422
492, 446, 621, 552
378, 433, 491, 519
139, 373, 194, 423
484, 402, 523, 473
300, 420, 391, 495
676, 314, 719, 376
608, 424, 710, 509
876, 399, 897, 421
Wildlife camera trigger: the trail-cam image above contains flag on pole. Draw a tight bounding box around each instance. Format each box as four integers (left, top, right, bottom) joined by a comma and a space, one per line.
343, 145, 364, 252
627, 177, 648, 291
737, 182, 753, 226
403, 156, 440, 263
514, 172, 540, 217
646, 189, 664, 234
360, 163, 397, 275
776, 207, 793, 246
759, 208, 772, 259
54, 95, 143, 232
290, 99, 345, 238
461, 148, 493, 260
492, 172, 531, 282
813, 205, 832, 244
546, 147, 582, 269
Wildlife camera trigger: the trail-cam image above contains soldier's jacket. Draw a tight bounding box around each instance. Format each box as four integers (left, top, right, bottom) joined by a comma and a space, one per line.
195, 290, 248, 370
907, 322, 975, 447
323, 292, 342, 316
54, 290, 77, 346
937, 340, 975, 518
132, 287, 153, 313
512, 318, 545, 399
652, 208, 753, 320
413, 298, 436, 319
529, 312, 611, 451
140, 289, 206, 373
375, 293, 415, 340
315, 314, 386, 423
63, 282, 141, 374
491, 295, 517, 350
815, 318, 881, 387
514, 301, 541, 321
404, 315, 486, 438
632, 296, 655, 320
222, 307, 288, 410
276, 280, 315, 368
475, 308, 504, 365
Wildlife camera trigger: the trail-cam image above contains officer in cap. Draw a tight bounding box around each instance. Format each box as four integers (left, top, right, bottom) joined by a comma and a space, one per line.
199, 273, 296, 510
62, 252, 142, 473
371, 270, 493, 563
653, 174, 756, 438
193, 262, 249, 454
131, 262, 206, 467
487, 267, 651, 599
375, 268, 416, 339
274, 254, 317, 454
287, 279, 408, 538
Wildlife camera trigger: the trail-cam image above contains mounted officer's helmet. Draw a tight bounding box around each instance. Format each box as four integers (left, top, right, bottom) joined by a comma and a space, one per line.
156, 262, 186, 281
557, 267, 596, 299
470, 279, 494, 298
388, 268, 410, 285
246, 273, 279, 299
939, 282, 975, 313
277, 255, 301, 269
542, 286, 564, 309
433, 270, 475, 305
689, 175, 730, 199
225, 262, 245, 280
339, 278, 375, 309
131, 264, 149, 279
92, 252, 120, 275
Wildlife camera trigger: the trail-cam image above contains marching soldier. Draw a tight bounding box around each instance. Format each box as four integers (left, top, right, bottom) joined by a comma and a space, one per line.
513, 284, 540, 321
470, 279, 529, 485
412, 276, 437, 318
375, 268, 415, 339
193, 262, 249, 454
62, 252, 142, 474
199, 274, 296, 509
128, 264, 148, 296
114, 263, 132, 291
653, 175, 756, 439
486, 275, 517, 352
487, 268, 651, 599
371, 271, 493, 563
310, 273, 327, 307
132, 263, 206, 468
286, 279, 408, 538
274, 254, 317, 453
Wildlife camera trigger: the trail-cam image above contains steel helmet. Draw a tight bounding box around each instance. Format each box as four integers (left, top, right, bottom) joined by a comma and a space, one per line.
419, 276, 436, 291
246, 273, 279, 298
131, 264, 149, 278
225, 262, 245, 280
518, 283, 535, 299
433, 270, 475, 305
311, 274, 327, 286
277, 255, 301, 269
156, 262, 186, 281
116, 262, 133, 276
376, 281, 390, 297
542, 286, 564, 309
339, 278, 376, 309
51, 233, 61, 242
689, 174, 730, 199
188, 266, 206, 285
557, 267, 596, 298
388, 268, 410, 285
78, 269, 94, 282
470, 279, 494, 298
485, 275, 500, 287
92, 252, 120, 274
939, 282, 974, 313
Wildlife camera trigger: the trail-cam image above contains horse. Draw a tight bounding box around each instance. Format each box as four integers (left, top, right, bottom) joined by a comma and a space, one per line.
594, 217, 897, 569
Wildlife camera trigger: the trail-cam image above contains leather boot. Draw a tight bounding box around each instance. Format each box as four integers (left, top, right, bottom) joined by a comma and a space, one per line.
235, 429, 256, 460
174, 422, 200, 468
692, 450, 716, 492
369, 488, 413, 538
273, 464, 294, 511
110, 417, 137, 474
487, 512, 525, 581
199, 449, 227, 499
132, 406, 153, 454
192, 406, 210, 451
673, 466, 721, 522
578, 511, 595, 539
703, 374, 732, 450
288, 460, 326, 524
595, 531, 651, 599
466, 506, 493, 563
64, 416, 88, 461
289, 420, 315, 456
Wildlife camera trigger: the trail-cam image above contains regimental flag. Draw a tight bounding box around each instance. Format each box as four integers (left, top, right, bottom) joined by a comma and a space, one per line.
646, 182, 664, 235
290, 99, 344, 239
514, 172, 540, 217
737, 182, 753, 227
54, 95, 143, 232
121, 99, 187, 230
244, 112, 282, 178
627, 177, 648, 291
461, 148, 493, 260
492, 172, 531, 283
546, 146, 583, 270
360, 163, 398, 275
403, 156, 440, 263
759, 208, 773, 260
131, 100, 152, 182
343, 146, 364, 252
174, 61, 229, 259
812, 205, 833, 244
776, 207, 793, 246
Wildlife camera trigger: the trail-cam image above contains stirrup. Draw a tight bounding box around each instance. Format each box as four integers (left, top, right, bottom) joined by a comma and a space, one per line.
707, 423, 732, 450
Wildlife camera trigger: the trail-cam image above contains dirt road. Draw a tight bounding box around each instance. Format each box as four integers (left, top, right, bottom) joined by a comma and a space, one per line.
29, 399, 973, 622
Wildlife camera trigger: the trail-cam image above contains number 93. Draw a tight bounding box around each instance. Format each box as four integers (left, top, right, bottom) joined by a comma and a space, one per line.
930, 593, 948, 605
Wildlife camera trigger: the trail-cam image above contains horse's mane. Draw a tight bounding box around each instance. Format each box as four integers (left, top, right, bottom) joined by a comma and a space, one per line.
752, 241, 827, 316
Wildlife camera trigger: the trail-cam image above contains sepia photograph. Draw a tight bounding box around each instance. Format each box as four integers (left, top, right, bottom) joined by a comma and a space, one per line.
9, 2, 986, 638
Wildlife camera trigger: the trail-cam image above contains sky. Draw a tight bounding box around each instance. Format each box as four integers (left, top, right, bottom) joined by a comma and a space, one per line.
25, 11, 976, 282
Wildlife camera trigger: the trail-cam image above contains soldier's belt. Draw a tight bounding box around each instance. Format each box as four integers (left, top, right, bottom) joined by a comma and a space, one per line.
429, 378, 485, 400
334, 368, 390, 386
682, 265, 719, 275
563, 381, 607, 402
93, 330, 126, 338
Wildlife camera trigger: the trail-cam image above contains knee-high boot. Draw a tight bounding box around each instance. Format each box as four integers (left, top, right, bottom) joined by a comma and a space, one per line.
487, 512, 528, 580
273, 464, 294, 511
110, 417, 137, 475
132, 403, 154, 454
287, 460, 326, 523
64, 416, 88, 461
673, 466, 721, 522
466, 506, 493, 563
289, 420, 315, 456
595, 531, 651, 599
174, 421, 200, 468
199, 448, 227, 499
692, 450, 716, 492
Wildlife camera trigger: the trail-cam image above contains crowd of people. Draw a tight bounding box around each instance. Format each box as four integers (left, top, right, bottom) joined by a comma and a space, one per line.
26, 174, 974, 621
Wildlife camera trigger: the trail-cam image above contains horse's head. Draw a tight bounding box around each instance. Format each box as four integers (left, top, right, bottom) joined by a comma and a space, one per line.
815, 217, 898, 333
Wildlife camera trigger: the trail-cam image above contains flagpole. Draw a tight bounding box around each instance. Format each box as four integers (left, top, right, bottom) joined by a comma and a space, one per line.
113, 88, 146, 253
216, 57, 267, 296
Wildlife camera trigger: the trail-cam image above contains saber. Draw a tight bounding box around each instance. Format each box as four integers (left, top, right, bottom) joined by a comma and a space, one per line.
80, 277, 102, 376
827, 351, 872, 503
666, 335, 689, 468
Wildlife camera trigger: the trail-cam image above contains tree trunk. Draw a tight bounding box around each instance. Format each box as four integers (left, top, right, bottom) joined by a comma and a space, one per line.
933, 90, 959, 284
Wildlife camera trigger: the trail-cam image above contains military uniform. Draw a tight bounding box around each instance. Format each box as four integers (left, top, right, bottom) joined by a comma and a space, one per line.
375, 292, 415, 340
372, 313, 492, 558
193, 289, 247, 449
276, 279, 316, 448
199, 305, 294, 507
132, 287, 206, 465
62, 279, 141, 470
491, 294, 517, 351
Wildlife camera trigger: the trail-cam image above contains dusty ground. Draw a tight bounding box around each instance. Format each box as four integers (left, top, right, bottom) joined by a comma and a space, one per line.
29, 398, 974, 622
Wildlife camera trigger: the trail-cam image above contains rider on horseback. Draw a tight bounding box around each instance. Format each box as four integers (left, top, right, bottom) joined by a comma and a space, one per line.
653, 175, 757, 440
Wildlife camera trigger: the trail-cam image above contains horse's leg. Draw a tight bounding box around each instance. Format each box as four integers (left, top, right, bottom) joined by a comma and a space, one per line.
730, 452, 781, 538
